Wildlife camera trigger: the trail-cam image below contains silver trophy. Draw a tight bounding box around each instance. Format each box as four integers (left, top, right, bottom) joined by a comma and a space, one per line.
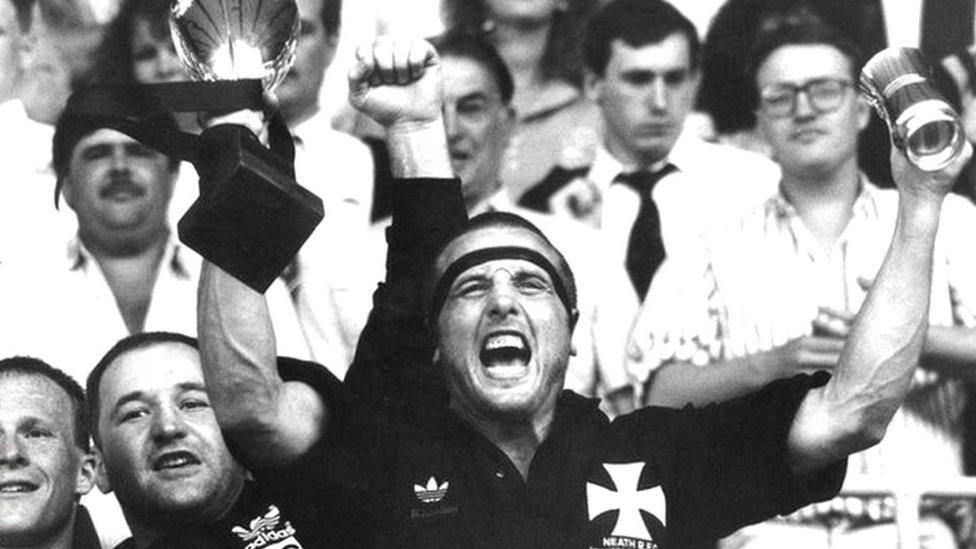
860, 47, 965, 171
164, 0, 322, 293
169, 0, 299, 92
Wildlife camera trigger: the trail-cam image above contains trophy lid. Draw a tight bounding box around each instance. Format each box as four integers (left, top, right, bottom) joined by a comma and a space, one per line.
169, 0, 299, 92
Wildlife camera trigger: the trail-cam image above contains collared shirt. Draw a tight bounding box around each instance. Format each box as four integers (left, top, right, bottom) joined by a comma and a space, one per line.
300, 376, 844, 549
291, 109, 375, 242
285, 111, 378, 356
501, 81, 603, 198
304, 189, 638, 397
0, 234, 310, 378
585, 132, 781, 277
634, 178, 976, 524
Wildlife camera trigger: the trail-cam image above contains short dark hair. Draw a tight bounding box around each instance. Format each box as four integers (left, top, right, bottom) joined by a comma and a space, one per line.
0, 356, 90, 452
319, 0, 341, 37
52, 109, 180, 206
86, 332, 199, 447
746, 20, 865, 92
583, 0, 700, 76
430, 31, 515, 105
426, 211, 578, 323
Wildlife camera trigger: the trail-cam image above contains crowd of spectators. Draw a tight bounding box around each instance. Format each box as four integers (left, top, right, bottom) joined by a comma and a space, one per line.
3, 0, 976, 547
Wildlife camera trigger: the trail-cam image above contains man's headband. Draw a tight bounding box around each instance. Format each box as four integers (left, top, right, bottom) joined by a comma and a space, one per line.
430, 245, 577, 323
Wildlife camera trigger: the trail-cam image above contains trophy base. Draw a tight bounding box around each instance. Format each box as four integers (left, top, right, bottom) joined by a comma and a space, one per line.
178, 124, 323, 293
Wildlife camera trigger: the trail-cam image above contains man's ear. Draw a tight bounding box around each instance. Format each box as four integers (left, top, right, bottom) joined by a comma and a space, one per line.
59, 177, 76, 210
498, 105, 517, 148
569, 308, 580, 358
75, 450, 97, 496
856, 95, 872, 131
688, 68, 702, 99
93, 447, 113, 494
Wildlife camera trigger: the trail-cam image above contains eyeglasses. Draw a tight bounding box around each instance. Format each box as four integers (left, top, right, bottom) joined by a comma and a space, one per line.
758, 78, 853, 118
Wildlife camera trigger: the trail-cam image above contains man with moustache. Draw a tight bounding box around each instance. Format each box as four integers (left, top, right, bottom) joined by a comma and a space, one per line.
0, 111, 308, 382
0, 356, 99, 549
633, 21, 976, 547
194, 36, 972, 548
0, 110, 309, 546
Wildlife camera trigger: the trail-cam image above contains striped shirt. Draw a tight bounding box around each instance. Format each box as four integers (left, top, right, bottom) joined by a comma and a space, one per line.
633, 179, 976, 522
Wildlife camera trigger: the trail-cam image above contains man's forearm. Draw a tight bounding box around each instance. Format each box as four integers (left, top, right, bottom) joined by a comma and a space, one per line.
198, 262, 325, 465
646, 356, 774, 408
789, 196, 942, 471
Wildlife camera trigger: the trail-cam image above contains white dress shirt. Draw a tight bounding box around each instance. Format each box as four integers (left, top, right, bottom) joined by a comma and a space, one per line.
584, 131, 781, 277
634, 180, 976, 525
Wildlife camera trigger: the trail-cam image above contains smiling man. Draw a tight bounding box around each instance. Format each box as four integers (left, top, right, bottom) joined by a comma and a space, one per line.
0, 356, 99, 549
197, 36, 972, 548
632, 21, 976, 547
85, 332, 347, 548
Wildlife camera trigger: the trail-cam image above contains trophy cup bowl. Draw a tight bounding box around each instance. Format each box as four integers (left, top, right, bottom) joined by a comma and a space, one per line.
169, 0, 299, 91
167, 0, 323, 293
860, 47, 966, 171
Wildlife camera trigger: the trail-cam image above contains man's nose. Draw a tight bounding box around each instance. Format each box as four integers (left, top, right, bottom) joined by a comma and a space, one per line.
0, 434, 27, 467
150, 406, 188, 442
792, 89, 816, 118
648, 78, 668, 111
444, 107, 462, 142
486, 276, 520, 319
109, 146, 132, 172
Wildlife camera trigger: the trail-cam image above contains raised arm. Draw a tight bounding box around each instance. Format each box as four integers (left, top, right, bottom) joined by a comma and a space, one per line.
342, 38, 467, 411
786, 142, 973, 473
197, 37, 458, 468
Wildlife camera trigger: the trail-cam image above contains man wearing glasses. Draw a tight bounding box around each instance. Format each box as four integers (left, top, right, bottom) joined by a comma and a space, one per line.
631, 21, 976, 548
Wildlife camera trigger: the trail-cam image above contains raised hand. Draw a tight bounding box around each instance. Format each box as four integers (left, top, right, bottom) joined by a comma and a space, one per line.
758, 333, 845, 377
890, 138, 972, 201
348, 36, 443, 131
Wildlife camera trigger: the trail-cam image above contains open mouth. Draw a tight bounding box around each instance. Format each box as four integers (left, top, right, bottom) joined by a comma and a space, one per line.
480, 332, 531, 378
152, 450, 202, 471
0, 480, 39, 494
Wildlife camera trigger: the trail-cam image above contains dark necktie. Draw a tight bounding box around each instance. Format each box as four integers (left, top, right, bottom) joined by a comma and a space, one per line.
614, 165, 677, 301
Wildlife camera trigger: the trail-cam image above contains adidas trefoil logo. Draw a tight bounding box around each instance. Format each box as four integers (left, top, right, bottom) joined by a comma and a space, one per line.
232, 505, 282, 540
414, 476, 450, 504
